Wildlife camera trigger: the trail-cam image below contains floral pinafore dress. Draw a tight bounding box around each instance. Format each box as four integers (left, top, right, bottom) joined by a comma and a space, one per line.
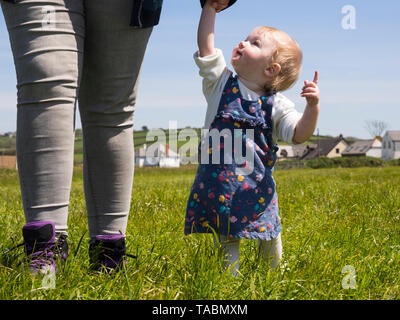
184, 75, 281, 240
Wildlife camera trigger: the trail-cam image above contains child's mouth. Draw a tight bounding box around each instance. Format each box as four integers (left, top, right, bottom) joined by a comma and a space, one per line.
232, 48, 242, 60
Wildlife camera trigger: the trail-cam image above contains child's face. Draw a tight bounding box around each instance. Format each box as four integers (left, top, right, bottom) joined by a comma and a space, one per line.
231, 27, 276, 87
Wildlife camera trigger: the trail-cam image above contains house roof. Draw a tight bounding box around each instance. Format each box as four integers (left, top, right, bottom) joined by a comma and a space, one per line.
386, 131, 400, 141
342, 139, 379, 156
301, 135, 348, 159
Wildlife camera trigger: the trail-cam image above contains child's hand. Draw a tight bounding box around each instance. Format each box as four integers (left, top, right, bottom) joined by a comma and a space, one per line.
207, 0, 230, 13
300, 71, 320, 108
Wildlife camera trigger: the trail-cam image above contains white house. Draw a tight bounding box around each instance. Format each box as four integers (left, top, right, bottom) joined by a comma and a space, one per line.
277, 145, 295, 160
382, 131, 400, 160
135, 143, 180, 168
342, 138, 382, 158
277, 145, 309, 160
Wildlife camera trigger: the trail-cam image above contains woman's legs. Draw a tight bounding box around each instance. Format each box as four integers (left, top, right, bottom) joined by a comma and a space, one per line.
78, 0, 152, 238
1, 0, 152, 245
1, 0, 85, 235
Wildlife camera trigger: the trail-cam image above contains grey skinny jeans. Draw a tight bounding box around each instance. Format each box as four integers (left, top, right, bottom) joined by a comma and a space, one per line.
1, 0, 152, 238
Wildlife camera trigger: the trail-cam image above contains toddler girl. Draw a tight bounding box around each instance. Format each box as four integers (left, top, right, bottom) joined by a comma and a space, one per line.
184, 0, 320, 275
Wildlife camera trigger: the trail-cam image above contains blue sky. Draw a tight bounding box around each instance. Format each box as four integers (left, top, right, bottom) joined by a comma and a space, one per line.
0, 0, 399, 139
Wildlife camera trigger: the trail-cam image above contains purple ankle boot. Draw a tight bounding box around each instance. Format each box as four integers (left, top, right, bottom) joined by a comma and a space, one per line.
22, 221, 68, 275
89, 235, 136, 272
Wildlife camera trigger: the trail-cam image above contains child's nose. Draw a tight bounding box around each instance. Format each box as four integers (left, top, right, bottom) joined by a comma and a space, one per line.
239, 41, 248, 49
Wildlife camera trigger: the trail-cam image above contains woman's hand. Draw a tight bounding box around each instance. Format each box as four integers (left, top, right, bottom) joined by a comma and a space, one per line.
208, 0, 230, 13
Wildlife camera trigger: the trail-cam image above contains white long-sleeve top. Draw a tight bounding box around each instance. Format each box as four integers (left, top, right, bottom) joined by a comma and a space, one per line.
194, 49, 302, 144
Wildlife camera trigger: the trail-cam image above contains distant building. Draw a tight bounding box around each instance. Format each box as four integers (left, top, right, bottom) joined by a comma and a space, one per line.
277, 145, 309, 160
2, 132, 16, 138
277, 145, 294, 160
301, 135, 349, 160
342, 138, 382, 158
381, 130, 400, 160
135, 143, 180, 168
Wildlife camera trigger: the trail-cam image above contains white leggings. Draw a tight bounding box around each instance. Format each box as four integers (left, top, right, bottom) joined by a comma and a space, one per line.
214, 233, 283, 276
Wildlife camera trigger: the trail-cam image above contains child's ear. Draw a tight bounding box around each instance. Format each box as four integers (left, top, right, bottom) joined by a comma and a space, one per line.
265, 63, 281, 78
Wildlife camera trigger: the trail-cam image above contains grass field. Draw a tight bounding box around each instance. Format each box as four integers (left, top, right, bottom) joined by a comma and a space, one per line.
0, 165, 399, 300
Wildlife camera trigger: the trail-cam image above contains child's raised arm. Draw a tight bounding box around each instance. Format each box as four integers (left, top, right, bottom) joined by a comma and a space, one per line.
197, 0, 217, 57
293, 71, 320, 144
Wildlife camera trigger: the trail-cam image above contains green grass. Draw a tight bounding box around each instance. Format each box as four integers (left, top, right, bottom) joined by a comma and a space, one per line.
0, 165, 399, 300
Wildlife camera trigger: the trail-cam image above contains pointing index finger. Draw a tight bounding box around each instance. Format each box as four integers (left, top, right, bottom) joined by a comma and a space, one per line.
313, 71, 319, 84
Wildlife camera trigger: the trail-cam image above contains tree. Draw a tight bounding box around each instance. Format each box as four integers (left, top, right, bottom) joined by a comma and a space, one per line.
364, 120, 388, 139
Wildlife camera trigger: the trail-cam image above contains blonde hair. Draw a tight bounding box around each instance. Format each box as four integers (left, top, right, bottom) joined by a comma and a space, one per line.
259, 26, 303, 92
